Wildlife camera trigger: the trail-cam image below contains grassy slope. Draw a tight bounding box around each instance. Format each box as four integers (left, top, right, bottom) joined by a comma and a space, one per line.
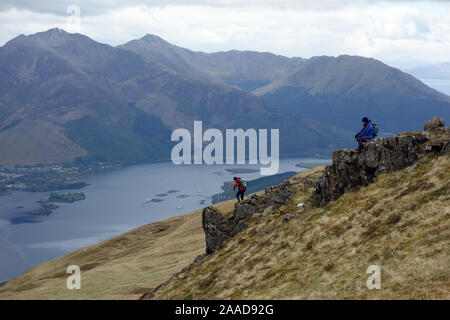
150, 154, 449, 300
0, 210, 203, 300
1, 153, 448, 300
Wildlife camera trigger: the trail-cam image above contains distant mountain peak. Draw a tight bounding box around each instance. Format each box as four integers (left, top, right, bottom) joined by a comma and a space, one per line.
47, 27, 67, 33
2, 28, 75, 49
34, 27, 70, 39
26, 27, 73, 46
140, 33, 168, 43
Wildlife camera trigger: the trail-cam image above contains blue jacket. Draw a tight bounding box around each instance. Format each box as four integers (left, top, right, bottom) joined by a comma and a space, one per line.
356, 122, 375, 139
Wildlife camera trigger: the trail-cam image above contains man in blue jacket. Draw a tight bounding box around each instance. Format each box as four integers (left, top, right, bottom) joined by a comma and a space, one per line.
355, 117, 375, 151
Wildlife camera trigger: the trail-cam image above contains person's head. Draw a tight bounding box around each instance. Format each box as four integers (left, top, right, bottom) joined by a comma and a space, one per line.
362, 117, 369, 124
233, 177, 237, 181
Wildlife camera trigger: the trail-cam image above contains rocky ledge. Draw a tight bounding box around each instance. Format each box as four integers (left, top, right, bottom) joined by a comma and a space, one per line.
313, 117, 450, 205
202, 180, 298, 254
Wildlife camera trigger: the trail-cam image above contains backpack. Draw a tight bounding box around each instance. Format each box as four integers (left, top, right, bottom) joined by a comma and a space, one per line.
372, 122, 379, 137
239, 179, 247, 188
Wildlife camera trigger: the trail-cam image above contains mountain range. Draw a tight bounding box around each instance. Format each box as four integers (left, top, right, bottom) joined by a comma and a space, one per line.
119, 34, 450, 133
0, 28, 449, 165
118, 34, 305, 92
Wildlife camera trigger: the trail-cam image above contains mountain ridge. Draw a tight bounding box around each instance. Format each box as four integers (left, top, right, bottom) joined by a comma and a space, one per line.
1, 28, 449, 165
0, 28, 351, 165
118, 33, 305, 92
254, 55, 450, 133
119, 33, 450, 134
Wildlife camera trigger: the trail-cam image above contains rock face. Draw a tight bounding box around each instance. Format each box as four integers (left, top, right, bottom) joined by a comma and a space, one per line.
424, 117, 445, 131
313, 118, 449, 205
202, 181, 297, 254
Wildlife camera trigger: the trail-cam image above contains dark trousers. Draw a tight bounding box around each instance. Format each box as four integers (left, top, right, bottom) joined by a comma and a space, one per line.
236, 189, 246, 201
357, 136, 370, 150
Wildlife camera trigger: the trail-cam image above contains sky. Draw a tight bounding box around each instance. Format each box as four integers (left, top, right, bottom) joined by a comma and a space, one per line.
1, 1, 450, 69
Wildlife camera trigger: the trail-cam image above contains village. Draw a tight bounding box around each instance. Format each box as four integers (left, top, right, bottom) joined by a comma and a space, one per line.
0, 162, 122, 193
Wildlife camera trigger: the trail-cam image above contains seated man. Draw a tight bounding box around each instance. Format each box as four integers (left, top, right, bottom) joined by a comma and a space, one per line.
355, 117, 375, 151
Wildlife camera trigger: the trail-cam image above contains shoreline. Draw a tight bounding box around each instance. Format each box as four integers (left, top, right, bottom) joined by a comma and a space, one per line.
0, 159, 174, 194
1, 156, 332, 194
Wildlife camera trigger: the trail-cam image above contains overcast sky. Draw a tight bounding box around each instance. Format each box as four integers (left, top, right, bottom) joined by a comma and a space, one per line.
1, 0, 449, 69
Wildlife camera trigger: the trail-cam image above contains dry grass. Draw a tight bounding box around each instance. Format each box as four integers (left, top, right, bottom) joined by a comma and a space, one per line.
0, 210, 204, 299
2, 155, 448, 300
0, 193, 256, 299
149, 154, 450, 300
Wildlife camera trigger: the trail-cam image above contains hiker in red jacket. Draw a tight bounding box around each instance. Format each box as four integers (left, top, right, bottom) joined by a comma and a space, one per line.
233, 177, 247, 202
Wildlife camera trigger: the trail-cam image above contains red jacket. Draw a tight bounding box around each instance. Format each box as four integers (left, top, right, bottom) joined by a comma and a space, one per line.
233, 177, 246, 190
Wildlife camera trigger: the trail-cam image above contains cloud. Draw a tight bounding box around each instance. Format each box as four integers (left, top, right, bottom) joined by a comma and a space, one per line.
1, 0, 449, 16
0, 1, 449, 69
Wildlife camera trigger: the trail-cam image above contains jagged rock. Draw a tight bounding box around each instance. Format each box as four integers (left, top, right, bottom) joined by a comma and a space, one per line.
202, 180, 297, 254
313, 118, 449, 205
424, 117, 445, 131
314, 164, 339, 203
202, 206, 234, 254
234, 203, 257, 221
357, 131, 429, 176
315, 134, 425, 203
427, 138, 450, 155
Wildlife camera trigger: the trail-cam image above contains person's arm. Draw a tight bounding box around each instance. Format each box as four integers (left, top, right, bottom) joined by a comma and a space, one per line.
355, 127, 363, 138
233, 181, 238, 190
361, 123, 371, 136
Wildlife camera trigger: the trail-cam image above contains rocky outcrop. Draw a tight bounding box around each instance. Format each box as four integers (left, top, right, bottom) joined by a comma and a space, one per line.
423, 117, 450, 154
424, 117, 445, 131
202, 118, 450, 254
427, 138, 450, 154
202, 181, 297, 254
313, 118, 449, 205
202, 206, 234, 254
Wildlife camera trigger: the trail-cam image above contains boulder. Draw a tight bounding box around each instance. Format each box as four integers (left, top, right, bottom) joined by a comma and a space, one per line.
424, 117, 445, 131
202, 206, 233, 254
427, 138, 450, 155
